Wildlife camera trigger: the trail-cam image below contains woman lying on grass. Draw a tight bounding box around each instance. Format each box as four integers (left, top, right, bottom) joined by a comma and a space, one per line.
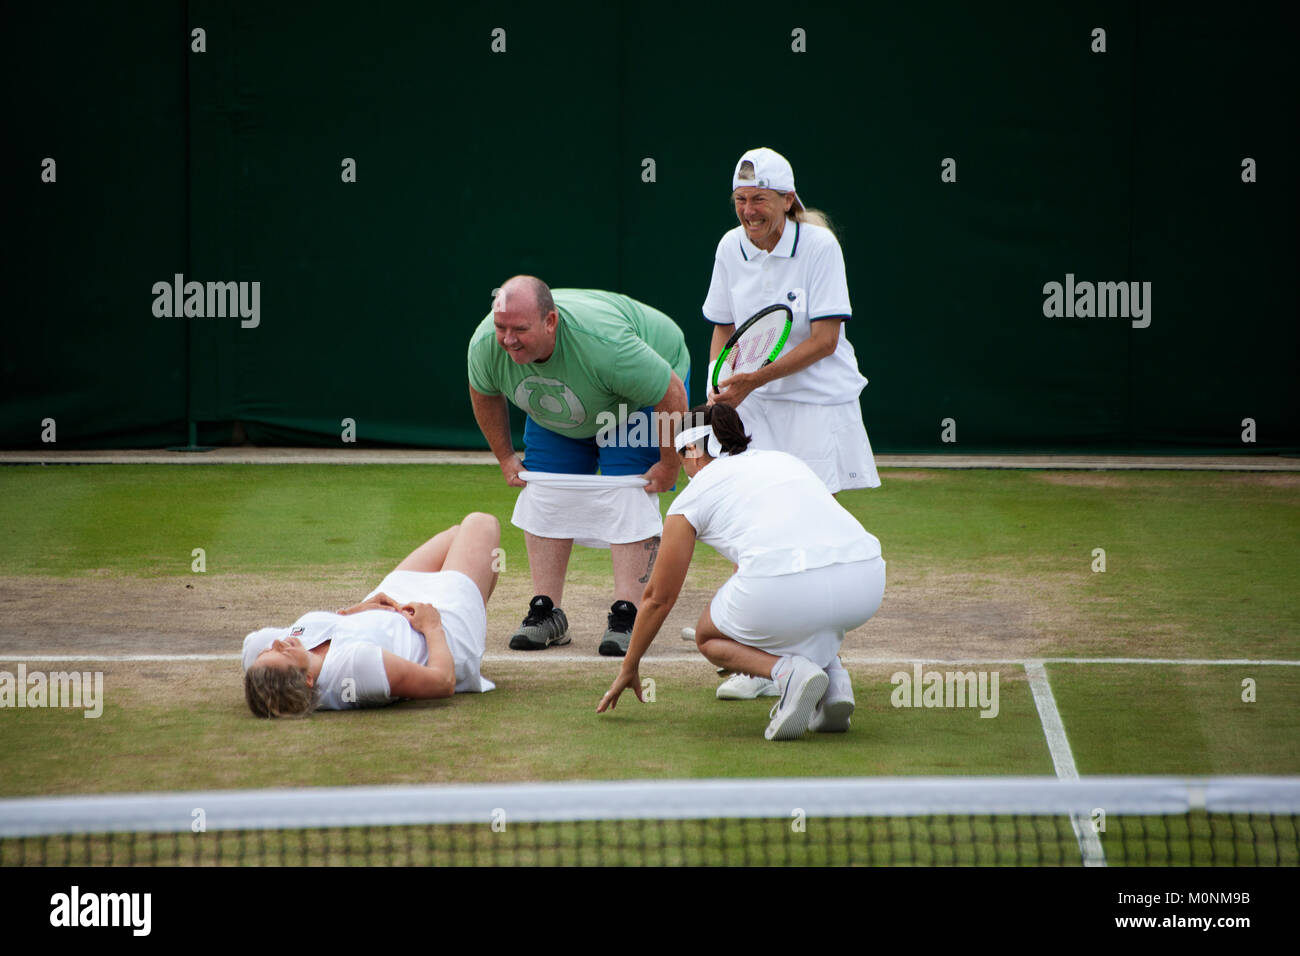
241, 512, 500, 718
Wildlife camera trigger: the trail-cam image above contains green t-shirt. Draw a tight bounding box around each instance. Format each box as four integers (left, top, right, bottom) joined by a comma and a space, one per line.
467, 289, 690, 438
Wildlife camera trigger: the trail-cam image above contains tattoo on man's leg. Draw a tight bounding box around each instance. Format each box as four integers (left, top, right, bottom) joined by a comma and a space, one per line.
638, 537, 661, 583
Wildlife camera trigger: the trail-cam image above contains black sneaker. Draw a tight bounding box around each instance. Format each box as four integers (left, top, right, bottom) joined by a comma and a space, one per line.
508, 595, 570, 650
598, 600, 637, 657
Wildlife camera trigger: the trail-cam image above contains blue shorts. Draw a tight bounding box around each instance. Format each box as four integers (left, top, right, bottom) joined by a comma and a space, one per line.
524, 414, 657, 475
523, 368, 689, 480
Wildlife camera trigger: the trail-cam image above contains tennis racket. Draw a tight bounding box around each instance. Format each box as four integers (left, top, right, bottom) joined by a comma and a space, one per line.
711, 303, 793, 395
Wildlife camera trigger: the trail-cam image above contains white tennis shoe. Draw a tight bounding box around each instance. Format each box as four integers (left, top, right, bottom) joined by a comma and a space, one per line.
809, 665, 855, 732
716, 673, 779, 700
764, 657, 828, 741
809, 691, 855, 732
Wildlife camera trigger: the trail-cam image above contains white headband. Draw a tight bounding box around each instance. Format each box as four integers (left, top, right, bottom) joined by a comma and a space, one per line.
675, 424, 725, 458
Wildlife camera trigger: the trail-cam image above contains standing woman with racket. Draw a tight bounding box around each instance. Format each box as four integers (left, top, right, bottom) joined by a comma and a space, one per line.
596, 403, 885, 740
704, 147, 879, 494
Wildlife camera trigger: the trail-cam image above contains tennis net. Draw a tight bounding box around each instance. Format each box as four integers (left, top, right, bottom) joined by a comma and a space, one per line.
2, 776, 1297, 866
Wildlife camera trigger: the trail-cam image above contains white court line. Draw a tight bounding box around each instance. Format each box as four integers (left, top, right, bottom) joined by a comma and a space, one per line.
1024, 660, 1107, 866
2, 654, 1297, 665
493, 655, 1300, 666
1024, 661, 1082, 779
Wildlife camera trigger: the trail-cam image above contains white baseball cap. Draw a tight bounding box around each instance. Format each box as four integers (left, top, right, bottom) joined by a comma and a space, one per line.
732, 147, 805, 212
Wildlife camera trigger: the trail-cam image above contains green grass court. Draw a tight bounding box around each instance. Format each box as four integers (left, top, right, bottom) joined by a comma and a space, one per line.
0, 464, 1297, 798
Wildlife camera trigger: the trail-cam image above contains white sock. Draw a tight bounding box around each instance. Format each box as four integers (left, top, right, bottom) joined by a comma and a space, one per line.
769, 655, 793, 683
824, 656, 853, 701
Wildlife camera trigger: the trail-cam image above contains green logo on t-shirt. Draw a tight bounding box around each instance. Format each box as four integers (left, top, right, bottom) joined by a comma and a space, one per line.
513, 376, 586, 430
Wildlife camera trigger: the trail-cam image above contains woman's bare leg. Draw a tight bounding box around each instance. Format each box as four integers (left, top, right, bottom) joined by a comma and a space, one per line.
394, 524, 462, 573
442, 512, 502, 606
694, 605, 779, 678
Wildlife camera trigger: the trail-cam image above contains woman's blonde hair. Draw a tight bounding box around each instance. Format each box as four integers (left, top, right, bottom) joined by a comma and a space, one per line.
244, 664, 319, 719
792, 206, 833, 233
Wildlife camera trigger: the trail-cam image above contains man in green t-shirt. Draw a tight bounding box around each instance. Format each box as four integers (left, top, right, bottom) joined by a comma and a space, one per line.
467, 275, 690, 657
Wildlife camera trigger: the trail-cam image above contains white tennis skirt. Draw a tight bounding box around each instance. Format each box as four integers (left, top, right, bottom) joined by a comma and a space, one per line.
511, 471, 662, 548
708, 556, 886, 668
740, 395, 881, 493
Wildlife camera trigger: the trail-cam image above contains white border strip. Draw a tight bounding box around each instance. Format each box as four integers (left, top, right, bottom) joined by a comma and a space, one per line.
1025, 660, 1107, 865
3, 776, 1287, 837
1025, 661, 1082, 780
2, 654, 1298, 665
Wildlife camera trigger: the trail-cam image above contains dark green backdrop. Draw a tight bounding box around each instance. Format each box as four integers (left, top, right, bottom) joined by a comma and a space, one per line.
3, 1, 1295, 453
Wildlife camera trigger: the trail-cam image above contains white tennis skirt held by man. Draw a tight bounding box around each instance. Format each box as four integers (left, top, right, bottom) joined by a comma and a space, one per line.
596, 402, 886, 741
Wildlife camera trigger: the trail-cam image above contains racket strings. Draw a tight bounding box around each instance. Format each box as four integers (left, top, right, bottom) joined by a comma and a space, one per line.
714, 304, 793, 392
732, 327, 780, 371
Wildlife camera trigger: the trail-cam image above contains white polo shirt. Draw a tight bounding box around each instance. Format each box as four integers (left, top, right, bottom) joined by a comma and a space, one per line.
667, 449, 881, 577
703, 219, 868, 404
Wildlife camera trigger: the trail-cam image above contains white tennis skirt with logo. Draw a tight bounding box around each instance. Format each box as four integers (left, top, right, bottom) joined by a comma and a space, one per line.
511, 471, 663, 548
739, 395, 881, 493
708, 556, 886, 668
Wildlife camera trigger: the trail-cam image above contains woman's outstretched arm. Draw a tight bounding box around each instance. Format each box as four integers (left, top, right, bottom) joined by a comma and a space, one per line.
597, 514, 697, 713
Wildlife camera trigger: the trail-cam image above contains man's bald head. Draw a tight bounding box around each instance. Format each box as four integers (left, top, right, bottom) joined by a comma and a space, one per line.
491, 275, 559, 364
494, 275, 556, 319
